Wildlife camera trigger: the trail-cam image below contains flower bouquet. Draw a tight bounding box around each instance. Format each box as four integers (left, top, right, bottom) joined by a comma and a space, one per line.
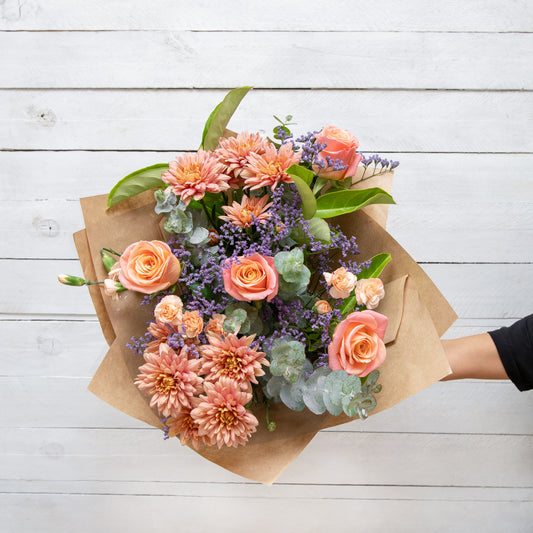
64, 87, 456, 484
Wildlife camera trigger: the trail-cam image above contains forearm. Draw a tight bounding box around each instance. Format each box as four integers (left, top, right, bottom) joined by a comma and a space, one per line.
440, 333, 509, 381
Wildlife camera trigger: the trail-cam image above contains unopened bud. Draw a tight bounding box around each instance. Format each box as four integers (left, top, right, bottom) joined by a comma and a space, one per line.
100, 250, 116, 272
57, 274, 86, 286
267, 421, 277, 432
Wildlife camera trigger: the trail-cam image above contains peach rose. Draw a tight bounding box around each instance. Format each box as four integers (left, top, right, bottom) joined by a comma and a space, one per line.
328, 310, 388, 377
323, 267, 357, 299
222, 253, 279, 302
154, 295, 183, 326
119, 240, 181, 294
182, 310, 204, 338
315, 300, 332, 314
314, 125, 362, 180
355, 278, 385, 310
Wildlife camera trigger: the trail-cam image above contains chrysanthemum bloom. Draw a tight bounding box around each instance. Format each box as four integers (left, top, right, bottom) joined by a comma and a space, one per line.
219, 194, 273, 228
242, 142, 300, 191
215, 131, 270, 185
144, 321, 173, 354
191, 377, 259, 448
162, 150, 231, 205
135, 343, 203, 417
200, 333, 269, 386
165, 401, 213, 449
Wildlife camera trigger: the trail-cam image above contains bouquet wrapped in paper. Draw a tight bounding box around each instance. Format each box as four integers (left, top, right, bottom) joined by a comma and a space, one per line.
62, 88, 456, 484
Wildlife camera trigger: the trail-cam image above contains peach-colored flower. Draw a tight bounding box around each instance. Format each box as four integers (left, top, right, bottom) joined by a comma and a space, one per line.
135, 343, 203, 417
191, 377, 258, 448
355, 278, 385, 310
119, 240, 181, 294
215, 131, 270, 185
182, 310, 203, 338
314, 125, 362, 180
204, 313, 226, 337
165, 400, 213, 449
200, 333, 269, 386
220, 194, 272, 228
108, 262, 121, 281
144, 321, 172, 354
328, 310, 388, 377
162, 150, 230, 205
315, 300, 332, 314
323, 267, 357, 299
223, 253, 279, 302
103, 278, 120, 300
242, 142, 300, 191
154, 295, 183, 327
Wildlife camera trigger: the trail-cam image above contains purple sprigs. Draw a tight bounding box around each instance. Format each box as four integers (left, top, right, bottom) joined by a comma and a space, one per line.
126, 331, 153, 356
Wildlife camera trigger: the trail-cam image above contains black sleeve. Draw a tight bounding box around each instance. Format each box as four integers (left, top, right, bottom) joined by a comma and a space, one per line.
488, 314, 533, 391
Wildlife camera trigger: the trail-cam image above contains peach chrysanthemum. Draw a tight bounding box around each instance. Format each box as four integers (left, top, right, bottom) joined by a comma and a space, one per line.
242, 142, 301, 191
200, 333, 269, 386
135, 343, 203, 417
219, 194, 273, 228
215, 131, 270, 186
191, 377, 258, 448
162, 150, 230, 205
165, 401, 213, 449
144, 321, 173, 354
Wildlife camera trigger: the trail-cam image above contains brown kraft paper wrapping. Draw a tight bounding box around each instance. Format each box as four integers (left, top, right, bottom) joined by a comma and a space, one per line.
75, 174, 456, 485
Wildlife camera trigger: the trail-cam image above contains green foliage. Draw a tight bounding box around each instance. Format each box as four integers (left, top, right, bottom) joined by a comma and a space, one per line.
314, 187, 395, 219
274, 248, 311, 284
286, 167, 317, 220
201, 86, 252, 151
286, 164, 315, 186
358, 253, 392, 280
224, 303, 263, 335
270, 337, 307, 383
107, 164, 168, 209
308, 216, 331, 243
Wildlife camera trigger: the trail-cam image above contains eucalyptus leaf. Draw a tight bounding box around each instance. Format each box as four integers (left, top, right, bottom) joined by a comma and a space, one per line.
280, 378, 306, 411
314, 187, 395, 219
187, 226, 210, 245
288, 174, 317, 220
107, 164, 168, 209
201, 86, 252, 151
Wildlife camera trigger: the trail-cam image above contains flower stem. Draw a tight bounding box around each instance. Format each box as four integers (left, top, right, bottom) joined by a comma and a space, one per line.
102, 247, 122, 257
199, 198, 217, 230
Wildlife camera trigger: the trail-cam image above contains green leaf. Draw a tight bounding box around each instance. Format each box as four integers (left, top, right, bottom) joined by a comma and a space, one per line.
288, 174, 317, 220
314, 187, 395, 219
358, 253, 392, 280
312, 176, 329, 195
308, 216, 331, 243
339, 295, 358, 316
107, 164, 168, 209
286, 164, 315, 186
201, 86, 252, 151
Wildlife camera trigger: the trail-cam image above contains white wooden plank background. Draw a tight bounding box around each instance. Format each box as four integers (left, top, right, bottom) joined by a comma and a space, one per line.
1, 2, 532, 532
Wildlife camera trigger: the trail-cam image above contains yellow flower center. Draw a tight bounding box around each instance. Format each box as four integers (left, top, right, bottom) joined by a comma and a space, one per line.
179, 164, 202, 183
223, 350, 243, 375
217, 407, 236, 427
155, 373, 176, 393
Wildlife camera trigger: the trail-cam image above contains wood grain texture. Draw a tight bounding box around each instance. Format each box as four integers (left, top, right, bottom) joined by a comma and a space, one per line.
1, 89, 531, 151
2, 31, 532, 89
2, 259, 531, 318
1, 0, 532, 31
